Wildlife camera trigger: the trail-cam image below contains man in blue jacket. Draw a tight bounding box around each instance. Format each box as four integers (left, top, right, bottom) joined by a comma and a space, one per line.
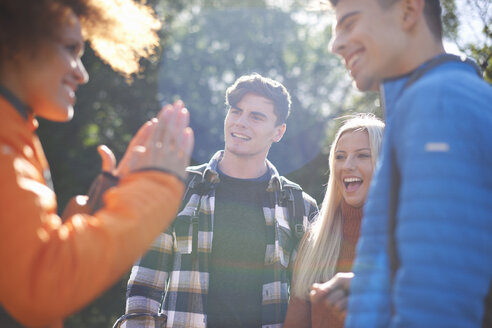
310, 0, 492, 327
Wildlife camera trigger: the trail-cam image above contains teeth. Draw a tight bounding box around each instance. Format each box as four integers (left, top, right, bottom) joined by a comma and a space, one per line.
344, 177, 362, 183
232, 133, 250, 140
64, 85, 74, 98
348, 53, 360, 69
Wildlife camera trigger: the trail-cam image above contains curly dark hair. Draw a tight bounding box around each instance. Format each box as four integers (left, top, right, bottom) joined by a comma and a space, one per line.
0, 0, 161, 77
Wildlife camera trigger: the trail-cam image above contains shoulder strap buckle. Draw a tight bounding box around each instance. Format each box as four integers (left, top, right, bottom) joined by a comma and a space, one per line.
280, 177, 306, 241
294, 223, 305, 239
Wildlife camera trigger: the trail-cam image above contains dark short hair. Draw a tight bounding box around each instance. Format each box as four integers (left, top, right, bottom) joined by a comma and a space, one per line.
328, 0, 442, 40
225, 73, 291, 126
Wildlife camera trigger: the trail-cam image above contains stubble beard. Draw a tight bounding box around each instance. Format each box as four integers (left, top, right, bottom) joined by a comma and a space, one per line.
225, 144, 270, 160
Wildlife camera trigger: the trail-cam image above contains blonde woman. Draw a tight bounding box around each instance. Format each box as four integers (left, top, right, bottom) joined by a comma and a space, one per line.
284, 114, 384, 328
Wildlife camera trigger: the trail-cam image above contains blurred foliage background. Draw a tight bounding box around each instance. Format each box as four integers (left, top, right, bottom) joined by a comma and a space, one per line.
35, 0, 491, 326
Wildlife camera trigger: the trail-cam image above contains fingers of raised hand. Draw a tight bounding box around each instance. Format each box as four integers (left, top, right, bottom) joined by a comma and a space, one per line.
133, 119, 156, 148
97, 145, 117, 173
181, 126, 194, 159
115, 121, 155, 177
126, 101, 194, 181
149, 101, 189, 152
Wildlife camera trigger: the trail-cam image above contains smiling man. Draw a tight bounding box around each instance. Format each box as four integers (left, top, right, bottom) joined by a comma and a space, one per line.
121, 73, 318, 328
309, 0, 492, 327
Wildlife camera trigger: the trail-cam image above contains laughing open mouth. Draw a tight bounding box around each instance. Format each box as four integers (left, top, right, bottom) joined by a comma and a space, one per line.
231, 132, 251, 140
344, 177, 363, 191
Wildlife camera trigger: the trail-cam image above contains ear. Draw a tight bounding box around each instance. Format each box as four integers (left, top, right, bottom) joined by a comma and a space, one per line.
273, 123, 286, 143
400, 0, 425, 31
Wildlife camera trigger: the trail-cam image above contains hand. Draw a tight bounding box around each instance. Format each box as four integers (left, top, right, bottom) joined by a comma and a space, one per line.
62, 104, 193, 220
97, 144, 117, 174
310, 272, 354, 312
62, 146, 119, 219
116, 100, 194, 181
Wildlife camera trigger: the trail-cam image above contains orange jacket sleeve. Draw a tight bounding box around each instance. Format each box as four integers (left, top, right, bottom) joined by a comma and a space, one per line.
0, 99, 184, 327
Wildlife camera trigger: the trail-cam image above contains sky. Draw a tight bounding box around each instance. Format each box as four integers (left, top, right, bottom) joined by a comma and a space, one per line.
444, 0, 490, 55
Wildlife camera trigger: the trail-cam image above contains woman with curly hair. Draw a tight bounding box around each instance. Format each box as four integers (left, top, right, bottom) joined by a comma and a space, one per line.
284, 114, 384, 328
0, 0, 193, 326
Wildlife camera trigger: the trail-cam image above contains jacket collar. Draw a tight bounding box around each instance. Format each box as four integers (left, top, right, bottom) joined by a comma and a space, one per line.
201, 150, 282, 191
0, 85, 31, 120
380, 53, 482, 120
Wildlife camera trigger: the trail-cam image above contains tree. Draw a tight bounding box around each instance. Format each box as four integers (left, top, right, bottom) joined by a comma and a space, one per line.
442, 0, 491, 83
40, 1, 490, 326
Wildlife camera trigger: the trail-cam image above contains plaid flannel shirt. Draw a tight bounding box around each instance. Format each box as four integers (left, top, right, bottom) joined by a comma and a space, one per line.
123, 151, 318, 328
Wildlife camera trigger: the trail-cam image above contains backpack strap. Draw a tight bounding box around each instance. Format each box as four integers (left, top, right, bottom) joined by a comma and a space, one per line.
159, 164, 209, 316
179, 164, 210, 260
388, 149, 401, 288
403, 54, 482, 91
280, 177, 305, 241
179, 164, 208, 212
483, 283, 492, 328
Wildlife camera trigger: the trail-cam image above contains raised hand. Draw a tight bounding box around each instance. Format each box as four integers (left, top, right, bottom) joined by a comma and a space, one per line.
97, 145, 117, 173
116, 100, 194, 181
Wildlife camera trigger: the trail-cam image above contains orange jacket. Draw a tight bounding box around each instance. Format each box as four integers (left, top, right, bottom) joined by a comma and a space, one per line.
0, 96, 184, 327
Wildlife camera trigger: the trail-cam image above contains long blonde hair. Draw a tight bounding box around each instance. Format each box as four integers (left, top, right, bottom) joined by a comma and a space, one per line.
292, 113, 385, 299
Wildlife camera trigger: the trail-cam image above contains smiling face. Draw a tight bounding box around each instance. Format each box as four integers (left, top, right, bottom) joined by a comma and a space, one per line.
224, 92, 286, 161
16, 12, 88, 121
334, 129, 374, 208
330, 0, 408, 91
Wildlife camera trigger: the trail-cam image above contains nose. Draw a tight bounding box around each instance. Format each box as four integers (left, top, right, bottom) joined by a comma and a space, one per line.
234, 112, 248, 127
73, 57, 89, 85
342, 155, 356, 171
329, 32, 345, 56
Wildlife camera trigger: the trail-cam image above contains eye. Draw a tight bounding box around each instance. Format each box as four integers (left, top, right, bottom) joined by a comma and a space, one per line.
251, 114, 265, 122
64, 42, 83, 58
344, 20, 355, 32
229, 108, 240, 115
335, 154, 346, 160
358, 153, 371, 159
338, 16, 357, 36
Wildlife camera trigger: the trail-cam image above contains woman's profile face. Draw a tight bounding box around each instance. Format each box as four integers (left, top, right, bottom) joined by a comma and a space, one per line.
334, 129, 374, 208
19, 12, 88, 121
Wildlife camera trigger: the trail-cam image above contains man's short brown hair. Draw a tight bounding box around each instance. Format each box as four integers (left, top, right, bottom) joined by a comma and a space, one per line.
225, 73, 291, 126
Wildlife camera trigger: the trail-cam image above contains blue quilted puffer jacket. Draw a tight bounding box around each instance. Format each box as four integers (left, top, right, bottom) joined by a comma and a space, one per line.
345, 54, 492, 328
